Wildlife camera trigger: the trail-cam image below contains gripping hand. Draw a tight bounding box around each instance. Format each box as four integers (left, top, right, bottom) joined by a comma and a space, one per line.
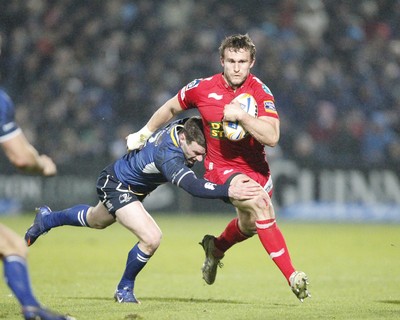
126, 125, 153, 151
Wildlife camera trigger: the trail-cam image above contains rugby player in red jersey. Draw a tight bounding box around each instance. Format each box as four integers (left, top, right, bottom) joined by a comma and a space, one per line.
126, 34, 310, 301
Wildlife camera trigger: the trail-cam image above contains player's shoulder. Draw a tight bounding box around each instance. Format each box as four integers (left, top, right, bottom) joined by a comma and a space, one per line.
179, 74, 222, 106
184, 74, 220, 91
247, 74, 274, 97
153, 124, 184, 165
154, 121, 183, 151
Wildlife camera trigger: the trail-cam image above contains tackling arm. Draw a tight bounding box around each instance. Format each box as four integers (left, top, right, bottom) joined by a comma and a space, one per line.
176, 171, 230, 200
173, 169, 260, 201
127, 95, 183, 150
159, 147, 260, 201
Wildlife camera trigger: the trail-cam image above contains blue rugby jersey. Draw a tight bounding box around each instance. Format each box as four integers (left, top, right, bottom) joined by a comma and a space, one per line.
113, 118, 230, 200
0, 89, 21, 143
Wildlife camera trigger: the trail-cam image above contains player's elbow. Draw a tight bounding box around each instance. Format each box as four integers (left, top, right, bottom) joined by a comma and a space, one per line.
262, 134, 279, 147
268, 138, 279, 147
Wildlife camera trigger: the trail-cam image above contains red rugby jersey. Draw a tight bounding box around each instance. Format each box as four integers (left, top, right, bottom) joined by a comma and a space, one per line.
177, 73, 279, 178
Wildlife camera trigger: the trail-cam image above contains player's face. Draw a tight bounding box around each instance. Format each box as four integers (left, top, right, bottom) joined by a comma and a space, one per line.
221, 48, 255, 89
182, 140, 206, 167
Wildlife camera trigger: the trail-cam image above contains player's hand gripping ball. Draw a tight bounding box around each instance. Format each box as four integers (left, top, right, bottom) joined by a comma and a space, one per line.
223, 93, 258, 141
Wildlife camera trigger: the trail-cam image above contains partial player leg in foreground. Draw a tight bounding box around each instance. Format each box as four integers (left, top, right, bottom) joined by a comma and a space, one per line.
199, 174, 311, 302
25, 199, 160, 304
0, 224, 76, 320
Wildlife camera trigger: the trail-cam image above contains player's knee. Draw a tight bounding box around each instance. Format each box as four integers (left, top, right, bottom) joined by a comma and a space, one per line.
231, 174, 271, 212
8, 236, 28, 258
143, 230, 162, 254
86, 206, 114, 229
245, 191, 272, 212
236, 192, 274, 233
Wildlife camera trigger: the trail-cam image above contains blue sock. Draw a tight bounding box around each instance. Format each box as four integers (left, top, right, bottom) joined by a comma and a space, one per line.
3, 256, 40, 308
117, 243, 151, 290
44, 204, 90, 229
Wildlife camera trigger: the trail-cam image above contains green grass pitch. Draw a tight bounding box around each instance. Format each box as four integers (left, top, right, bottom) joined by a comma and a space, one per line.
1, 213, 399, 319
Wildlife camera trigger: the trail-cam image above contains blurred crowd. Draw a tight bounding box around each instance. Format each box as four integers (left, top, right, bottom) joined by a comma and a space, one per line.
1, 0, 400, 173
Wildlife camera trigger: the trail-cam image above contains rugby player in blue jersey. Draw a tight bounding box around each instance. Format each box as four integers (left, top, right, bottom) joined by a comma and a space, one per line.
25, 117, 260, 304
1, 34, 75, 319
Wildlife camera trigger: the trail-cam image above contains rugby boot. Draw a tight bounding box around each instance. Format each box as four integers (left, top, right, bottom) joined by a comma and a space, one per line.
199, 234, 224, 285
24, 206, 52, 246
289, 271, 311, 302
23, 306, 76, 320
114, 287, 141, 304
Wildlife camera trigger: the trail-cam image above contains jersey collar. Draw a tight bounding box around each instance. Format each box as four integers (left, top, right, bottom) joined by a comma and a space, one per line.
219, 72, 252, 92
170, 124, 183, 147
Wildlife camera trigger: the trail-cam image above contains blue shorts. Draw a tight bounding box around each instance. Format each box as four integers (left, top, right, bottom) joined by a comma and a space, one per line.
96, 164, 146, 217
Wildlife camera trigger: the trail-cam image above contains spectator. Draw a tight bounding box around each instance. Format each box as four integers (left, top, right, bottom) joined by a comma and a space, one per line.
0, 0, 399, 170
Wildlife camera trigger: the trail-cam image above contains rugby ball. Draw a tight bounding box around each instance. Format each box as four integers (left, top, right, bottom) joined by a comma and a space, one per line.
223, 93, 258, 141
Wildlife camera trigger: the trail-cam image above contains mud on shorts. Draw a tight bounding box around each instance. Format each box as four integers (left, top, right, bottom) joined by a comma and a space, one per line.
96, 164, 146, 217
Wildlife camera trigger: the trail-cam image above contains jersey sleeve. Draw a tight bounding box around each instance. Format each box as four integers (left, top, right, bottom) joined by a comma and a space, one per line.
251, 76, 279, 120
177, 79, 202, 111
173, 167, 230, 200
157, 148, 230, 200
0, 89, 21, 142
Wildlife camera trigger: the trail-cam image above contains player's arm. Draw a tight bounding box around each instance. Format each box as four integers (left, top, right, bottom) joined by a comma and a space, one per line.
176, 171, 260, 201
1, 132, 57, 176
147, 95, 183, 132
127, 95, 183, 151
224, 100, 280, 147
175, 169, 230, 200
241, 115, 280, 147
163, 157, 259, 201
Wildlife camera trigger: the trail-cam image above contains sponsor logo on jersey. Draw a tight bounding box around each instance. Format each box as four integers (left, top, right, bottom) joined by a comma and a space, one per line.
223, 169, 234, 175
186, 79, 201, 90
119, 193, 132, 204
264, 100, 276, 111
209, 121, 225, 139
181, 79, 201, 101
208, 92, 223, 100
204, 182, 216, 190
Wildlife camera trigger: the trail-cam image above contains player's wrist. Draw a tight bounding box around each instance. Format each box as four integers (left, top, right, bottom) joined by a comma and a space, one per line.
237, 109, 249, 122
126, 125, 154, 151
138, 125, 153, 140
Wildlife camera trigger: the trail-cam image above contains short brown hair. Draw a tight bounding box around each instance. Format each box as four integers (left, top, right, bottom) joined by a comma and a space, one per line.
219, 34, 256, 61
182, 117, 205, 149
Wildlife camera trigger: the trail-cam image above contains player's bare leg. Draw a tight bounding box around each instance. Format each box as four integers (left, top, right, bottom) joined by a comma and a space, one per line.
113, 201, 162, 303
